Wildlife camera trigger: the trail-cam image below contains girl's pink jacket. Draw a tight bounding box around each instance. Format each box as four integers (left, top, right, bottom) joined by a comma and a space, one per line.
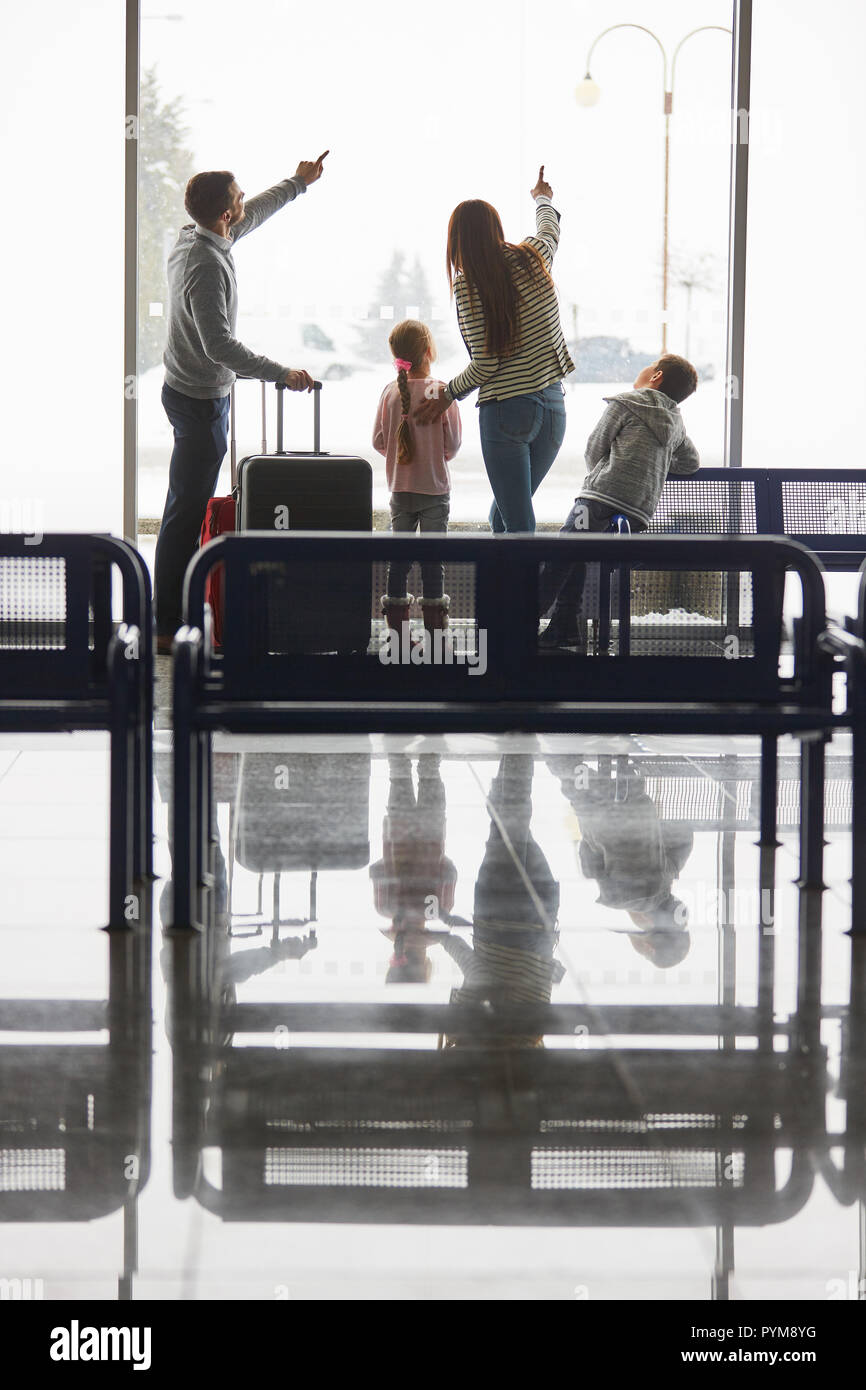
373, 377, 462, 494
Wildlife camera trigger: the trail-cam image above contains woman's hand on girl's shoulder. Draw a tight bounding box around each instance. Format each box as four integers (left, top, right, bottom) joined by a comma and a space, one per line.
414, 383, 451, 425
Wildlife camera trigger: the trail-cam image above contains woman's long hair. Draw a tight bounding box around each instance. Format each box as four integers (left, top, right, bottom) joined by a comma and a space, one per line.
446, 200, 551, 358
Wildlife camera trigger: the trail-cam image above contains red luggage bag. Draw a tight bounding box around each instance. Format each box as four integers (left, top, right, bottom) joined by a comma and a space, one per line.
199, 493, 236, 647
198, 382, 266, 647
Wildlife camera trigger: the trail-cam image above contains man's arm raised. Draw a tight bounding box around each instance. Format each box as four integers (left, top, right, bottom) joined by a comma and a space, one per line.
232, 151, 329, 242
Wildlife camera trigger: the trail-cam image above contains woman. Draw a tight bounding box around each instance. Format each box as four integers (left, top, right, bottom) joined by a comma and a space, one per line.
415, 166, 574, 532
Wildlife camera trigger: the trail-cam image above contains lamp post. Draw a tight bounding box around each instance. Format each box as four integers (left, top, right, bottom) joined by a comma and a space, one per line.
576, 23, 731, 354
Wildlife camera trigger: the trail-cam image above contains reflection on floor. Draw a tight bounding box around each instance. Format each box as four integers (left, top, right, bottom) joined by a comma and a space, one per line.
1, 729, 864, 1300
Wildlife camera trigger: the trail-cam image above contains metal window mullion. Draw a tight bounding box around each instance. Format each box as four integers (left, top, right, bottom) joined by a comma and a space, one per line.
123, 0, 140, 544
724, 0, 752, 468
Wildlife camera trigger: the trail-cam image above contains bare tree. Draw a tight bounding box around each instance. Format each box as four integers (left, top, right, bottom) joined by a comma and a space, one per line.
139, 69, 195, 372
668, 251, 721, 360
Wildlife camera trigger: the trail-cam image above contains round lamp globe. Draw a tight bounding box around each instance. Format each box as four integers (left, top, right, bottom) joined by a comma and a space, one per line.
575, 76, 601, 107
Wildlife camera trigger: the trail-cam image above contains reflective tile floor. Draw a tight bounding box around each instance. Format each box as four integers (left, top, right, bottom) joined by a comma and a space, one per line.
1, 718, 865, 1301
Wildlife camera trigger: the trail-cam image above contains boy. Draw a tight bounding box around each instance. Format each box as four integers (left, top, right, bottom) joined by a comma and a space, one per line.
547, 755, 693, 969
539, 353, 700, 648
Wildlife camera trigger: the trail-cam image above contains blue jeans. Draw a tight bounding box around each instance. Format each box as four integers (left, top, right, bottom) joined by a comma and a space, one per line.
478, 382, 567, 533
155, 382, 230, 636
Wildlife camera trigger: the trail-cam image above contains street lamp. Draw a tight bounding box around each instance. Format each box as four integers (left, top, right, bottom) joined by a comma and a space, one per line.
576, 23, 731, 354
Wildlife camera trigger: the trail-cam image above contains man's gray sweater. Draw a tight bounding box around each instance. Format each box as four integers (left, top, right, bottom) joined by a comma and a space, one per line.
163, 177, 306, 399
579, 388, 700, 527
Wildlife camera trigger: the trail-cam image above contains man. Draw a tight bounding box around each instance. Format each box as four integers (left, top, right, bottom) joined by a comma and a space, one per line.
155, 152, 329, 652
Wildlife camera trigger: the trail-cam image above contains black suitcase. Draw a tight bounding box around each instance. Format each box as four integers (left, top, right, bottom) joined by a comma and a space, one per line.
237, 381, 372, 654
229, 752, 371, 933
236, 752, 371, 872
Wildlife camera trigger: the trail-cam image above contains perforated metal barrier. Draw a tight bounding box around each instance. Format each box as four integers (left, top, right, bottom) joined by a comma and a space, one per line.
0, 534, 154, 927
579, 567, 756, 655
530, 1148, 745, 1191
174, 533, 839, 933
0, 1148, 66, 1192
237, 554, 765, 659
0, 556, 70, 649
264, 1147, 468, 1189
369, 561, 476, 620
649, 476, 759, 535
781, 479, 866, 535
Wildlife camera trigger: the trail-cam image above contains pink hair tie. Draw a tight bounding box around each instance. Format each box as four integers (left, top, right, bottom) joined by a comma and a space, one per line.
394, 358, 413, 373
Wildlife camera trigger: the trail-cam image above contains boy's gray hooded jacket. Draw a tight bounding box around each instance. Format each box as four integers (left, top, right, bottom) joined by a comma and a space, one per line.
579, 388, 699, 527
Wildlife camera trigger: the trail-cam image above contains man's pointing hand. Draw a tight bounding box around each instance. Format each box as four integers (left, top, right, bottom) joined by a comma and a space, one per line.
295, 151, 329, 186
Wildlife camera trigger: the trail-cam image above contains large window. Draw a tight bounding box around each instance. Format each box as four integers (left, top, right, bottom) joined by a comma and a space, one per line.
139, 0, 734, 528
743, 0, 866, 469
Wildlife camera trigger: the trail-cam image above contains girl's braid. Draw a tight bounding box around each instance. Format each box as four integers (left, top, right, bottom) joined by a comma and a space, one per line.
396, 367, 414, 466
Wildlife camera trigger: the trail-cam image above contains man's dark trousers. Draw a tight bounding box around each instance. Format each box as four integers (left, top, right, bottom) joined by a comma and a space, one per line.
155, 382, 231, 638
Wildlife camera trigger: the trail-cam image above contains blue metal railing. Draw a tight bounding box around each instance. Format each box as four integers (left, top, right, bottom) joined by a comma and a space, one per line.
0, 533, 153, 928
166, 532, 847, 930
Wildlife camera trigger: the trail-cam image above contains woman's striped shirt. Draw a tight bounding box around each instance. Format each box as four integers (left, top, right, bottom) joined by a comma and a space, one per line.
445, 196, 575, 406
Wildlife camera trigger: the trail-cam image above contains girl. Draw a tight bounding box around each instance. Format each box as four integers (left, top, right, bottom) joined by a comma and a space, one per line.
370, 753, 458, 984
372, 319, 462, 636
415, 166, 573, 533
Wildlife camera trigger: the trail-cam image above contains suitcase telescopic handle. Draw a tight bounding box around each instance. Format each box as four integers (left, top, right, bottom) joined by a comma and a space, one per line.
275, 379, 322, 454
230, 377, 267, 489
229, 385, 238, 490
